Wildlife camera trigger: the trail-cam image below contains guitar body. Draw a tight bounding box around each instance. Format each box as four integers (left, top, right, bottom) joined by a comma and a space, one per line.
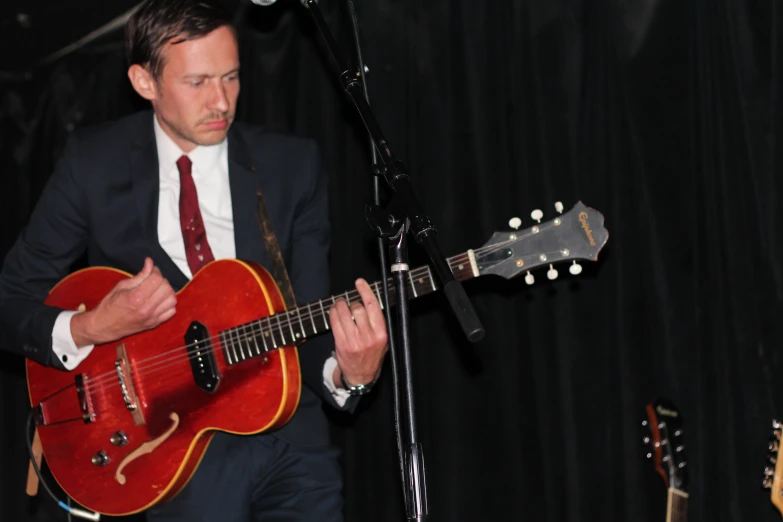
26, 259, 301, 516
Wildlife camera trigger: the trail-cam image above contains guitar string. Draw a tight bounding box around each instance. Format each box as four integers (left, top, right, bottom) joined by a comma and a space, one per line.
82, 240, 571, 397
80, 254, 471, 393
80, 233, 567, 394
78, 238, 514, 392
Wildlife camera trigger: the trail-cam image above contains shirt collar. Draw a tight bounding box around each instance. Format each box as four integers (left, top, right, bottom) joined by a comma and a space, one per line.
153, 114, 226, 179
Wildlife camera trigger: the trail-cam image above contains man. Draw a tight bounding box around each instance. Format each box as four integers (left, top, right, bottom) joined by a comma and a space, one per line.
0, 0, 388, 521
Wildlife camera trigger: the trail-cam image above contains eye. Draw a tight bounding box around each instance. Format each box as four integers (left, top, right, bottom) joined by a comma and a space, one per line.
190, 80, 203, 87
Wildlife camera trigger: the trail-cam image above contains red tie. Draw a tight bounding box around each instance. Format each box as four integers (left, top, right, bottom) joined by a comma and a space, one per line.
177, 155, 215, 276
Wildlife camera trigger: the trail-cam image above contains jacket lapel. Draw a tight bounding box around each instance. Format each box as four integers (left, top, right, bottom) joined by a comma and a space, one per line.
130, 112, 190, 289
228, 126, 268, 266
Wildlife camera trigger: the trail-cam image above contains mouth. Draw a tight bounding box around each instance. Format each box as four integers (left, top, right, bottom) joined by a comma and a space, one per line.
201, 119, 229, 130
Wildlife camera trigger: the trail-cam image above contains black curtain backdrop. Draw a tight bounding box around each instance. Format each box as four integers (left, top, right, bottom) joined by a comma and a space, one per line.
1, 0, 781, 521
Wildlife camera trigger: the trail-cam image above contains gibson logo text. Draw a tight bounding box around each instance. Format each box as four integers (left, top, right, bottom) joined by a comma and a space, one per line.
578, 212, 596, 247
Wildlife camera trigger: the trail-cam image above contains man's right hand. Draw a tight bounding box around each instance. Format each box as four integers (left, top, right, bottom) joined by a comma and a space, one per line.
70, 257, 177, 347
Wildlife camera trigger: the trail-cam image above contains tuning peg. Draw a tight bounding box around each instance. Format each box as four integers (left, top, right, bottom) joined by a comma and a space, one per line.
765, 466, 775, 477
642, 436, 651, 445
569, 261, 582, 275
763, 476, 773, 489
555, 201, 564, 214
646, 452, 653, 460
547, 264, 558, 280
525, 271, 535, 285
769, 455, 777, 465
770, 440, 780, 453
508, 217, 522, 230
530, 209, 543, 223
773, 419, 781, 430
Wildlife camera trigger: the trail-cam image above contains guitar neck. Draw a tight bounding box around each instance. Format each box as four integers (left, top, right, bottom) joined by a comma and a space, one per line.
666, 488, 688, 522
217, 250, 479, 363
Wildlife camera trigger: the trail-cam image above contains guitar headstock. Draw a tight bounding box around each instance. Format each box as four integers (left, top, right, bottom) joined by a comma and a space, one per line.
474, 201, 608, 284
763, 419, 783, 516
643, 398, 688, 492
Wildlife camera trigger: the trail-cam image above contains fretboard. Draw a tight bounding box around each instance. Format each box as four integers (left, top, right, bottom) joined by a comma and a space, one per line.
666, 488, 688, 522
218, 250, 479, 365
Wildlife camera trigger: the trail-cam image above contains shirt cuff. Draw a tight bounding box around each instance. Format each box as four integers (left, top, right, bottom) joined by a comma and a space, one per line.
51, 311, 95, 371
323, 355, 351, 408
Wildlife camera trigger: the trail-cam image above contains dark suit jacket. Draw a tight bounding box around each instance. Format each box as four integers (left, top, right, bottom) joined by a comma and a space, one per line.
0, 110, 355, 447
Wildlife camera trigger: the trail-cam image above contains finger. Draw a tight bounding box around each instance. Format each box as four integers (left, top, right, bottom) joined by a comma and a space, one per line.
157, 306, 177, 325
334, 299, 360, 345
151, 292, 177, 319
131, 257, 154, 283
134, 269, 168, 302
349, 301, 373, 343
329, 304, 349, 353
355, 279, 385, 331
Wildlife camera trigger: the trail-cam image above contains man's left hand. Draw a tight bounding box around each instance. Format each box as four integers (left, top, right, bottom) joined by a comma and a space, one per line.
329, 278, 388, 389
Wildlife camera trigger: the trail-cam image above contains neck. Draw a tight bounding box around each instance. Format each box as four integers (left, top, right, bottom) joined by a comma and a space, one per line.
217, 249, 480, 365
666, 488, 688, 522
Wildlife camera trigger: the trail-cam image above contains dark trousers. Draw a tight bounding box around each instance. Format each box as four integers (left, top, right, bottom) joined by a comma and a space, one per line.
145, 432, 344, 522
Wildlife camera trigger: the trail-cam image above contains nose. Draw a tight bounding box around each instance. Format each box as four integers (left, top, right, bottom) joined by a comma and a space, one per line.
209, 82, 229, 113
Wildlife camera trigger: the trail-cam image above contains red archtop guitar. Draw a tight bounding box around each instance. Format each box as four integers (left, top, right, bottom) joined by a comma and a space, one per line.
27, 201, 608, 516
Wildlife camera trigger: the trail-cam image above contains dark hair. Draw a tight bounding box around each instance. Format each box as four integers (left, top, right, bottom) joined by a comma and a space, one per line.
125, 0, 234, 78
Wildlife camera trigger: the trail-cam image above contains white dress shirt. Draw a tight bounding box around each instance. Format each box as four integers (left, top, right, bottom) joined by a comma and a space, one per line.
51, 115, 349, 405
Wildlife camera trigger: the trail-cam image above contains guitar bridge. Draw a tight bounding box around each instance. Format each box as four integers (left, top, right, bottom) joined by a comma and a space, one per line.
75, 373, 95, 424
115, 344, 145, 426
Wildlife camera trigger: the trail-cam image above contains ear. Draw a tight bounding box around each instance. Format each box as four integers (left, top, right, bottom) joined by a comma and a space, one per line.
127, 64, 158, 101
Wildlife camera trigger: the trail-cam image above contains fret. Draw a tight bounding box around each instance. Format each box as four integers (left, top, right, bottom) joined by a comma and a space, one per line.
409, 272, 418, 297
259, 319, 270, 352
344, 291, 350, 305
294, 309, 306, 339
428, 266, 437, 291
275, 313, 287, 345
220, 331, 233, 365
268, 317, 278, 348
307, 302, 317, 332
240, 325, 251, 360
286, 311, 296, 342
227, 328, 240, 363
319, 299, 329, 329
373, 284, 384, 309
250, 325, 262, 355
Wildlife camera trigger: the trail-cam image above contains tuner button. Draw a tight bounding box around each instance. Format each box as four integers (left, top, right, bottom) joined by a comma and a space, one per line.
674, 429, 682, 436
763, 476, 773, 489
676, 445, 684, 453
646, 452, 653, 459
555, 201, 564, 214
765, 466, 775, 477
678, 461, 686, 468
642, 436, 650, 445
569, 261, 583, 275
642, 420, 648, 427
531, 209, 543, 223
773, 419, 781, 430
770, 440, 780, 452
508, 217, 522, 230
525, 272, 535, 285
769, 455, 777, 465
547, 265, 558, 280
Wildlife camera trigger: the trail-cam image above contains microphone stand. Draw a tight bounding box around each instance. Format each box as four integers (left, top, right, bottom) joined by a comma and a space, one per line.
301, 1, 486, 520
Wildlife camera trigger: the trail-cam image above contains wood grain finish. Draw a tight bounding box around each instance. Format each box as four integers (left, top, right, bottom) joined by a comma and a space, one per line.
26, 260, 301, 516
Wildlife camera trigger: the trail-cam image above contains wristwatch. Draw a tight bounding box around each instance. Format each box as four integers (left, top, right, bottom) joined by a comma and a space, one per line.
340, 371, 377, 396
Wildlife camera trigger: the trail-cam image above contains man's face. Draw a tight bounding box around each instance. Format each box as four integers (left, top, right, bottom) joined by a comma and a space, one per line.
151, 25, 240, 152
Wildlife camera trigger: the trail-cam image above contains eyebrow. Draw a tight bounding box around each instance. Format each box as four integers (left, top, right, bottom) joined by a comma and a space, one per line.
183, 68, 240, 80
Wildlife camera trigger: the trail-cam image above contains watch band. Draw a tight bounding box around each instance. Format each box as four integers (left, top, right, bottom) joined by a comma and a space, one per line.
340, 371, 376, 396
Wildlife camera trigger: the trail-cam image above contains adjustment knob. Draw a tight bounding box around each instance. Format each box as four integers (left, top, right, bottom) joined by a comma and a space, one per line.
508, 217, 522, 230
111, 431, 128, 447
530, 209, 543, 223
91, 451, 110, 467
569, 261, 583, 275
525, 271, 535, 285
